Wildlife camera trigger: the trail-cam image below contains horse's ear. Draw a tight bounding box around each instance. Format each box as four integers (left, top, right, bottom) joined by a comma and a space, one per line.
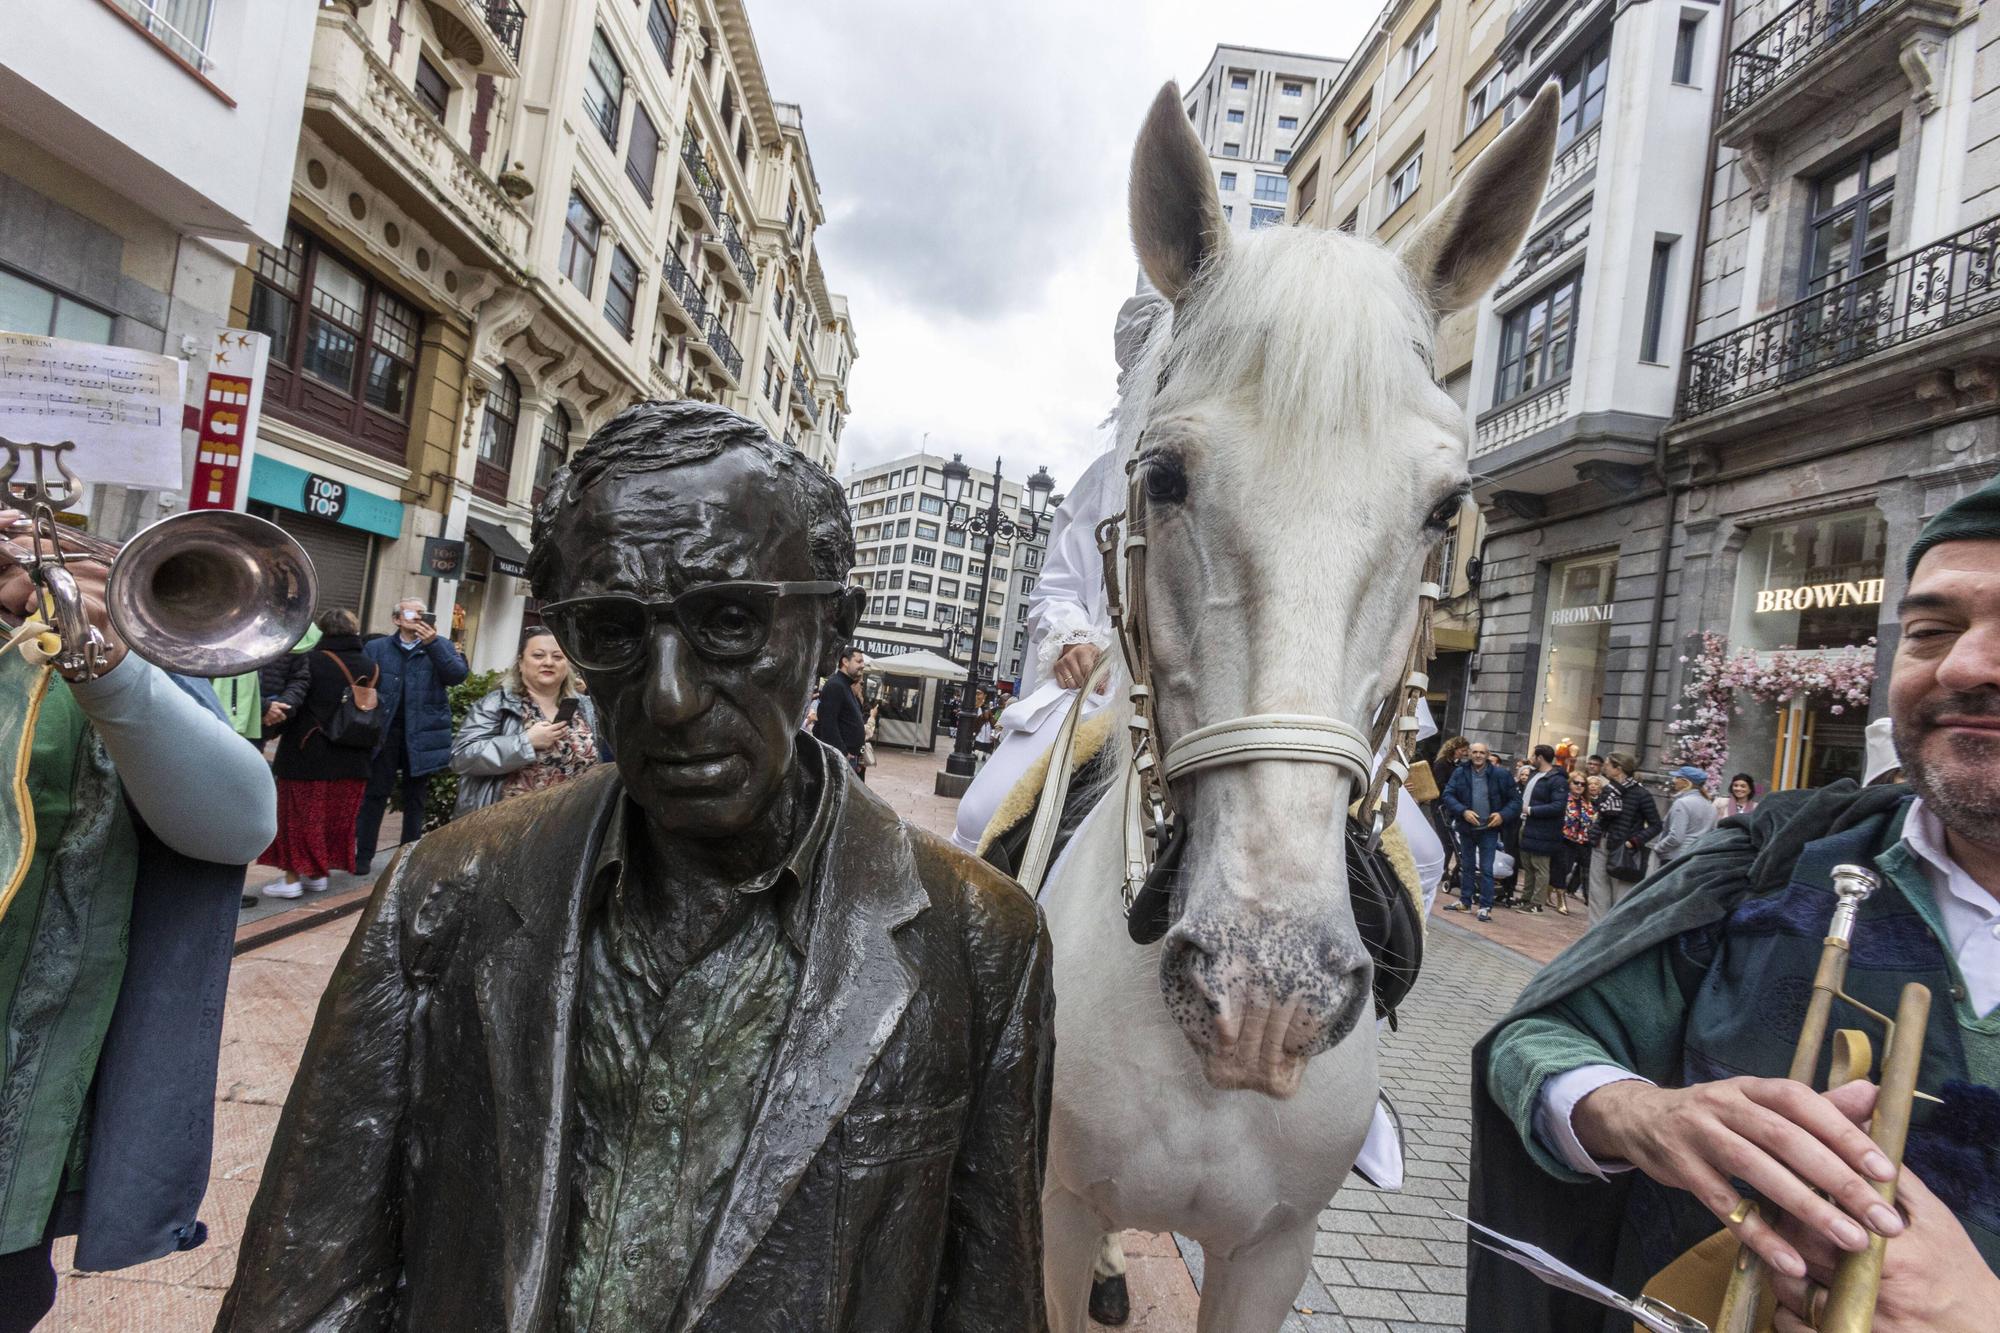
1130, 81, 1229, 304
1399, 82, 1561, 314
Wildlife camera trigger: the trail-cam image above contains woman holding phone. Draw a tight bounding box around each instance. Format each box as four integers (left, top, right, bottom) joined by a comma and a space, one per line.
449, 630, 601, 816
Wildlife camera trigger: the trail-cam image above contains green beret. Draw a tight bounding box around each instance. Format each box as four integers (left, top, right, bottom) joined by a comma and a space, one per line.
1908, 472, 2000, 575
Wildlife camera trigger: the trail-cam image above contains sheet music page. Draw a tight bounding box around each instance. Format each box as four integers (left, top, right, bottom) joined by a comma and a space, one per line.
0, 332, 186, 491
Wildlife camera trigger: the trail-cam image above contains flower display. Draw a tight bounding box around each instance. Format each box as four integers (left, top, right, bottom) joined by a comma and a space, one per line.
1666, 634, 1878, 784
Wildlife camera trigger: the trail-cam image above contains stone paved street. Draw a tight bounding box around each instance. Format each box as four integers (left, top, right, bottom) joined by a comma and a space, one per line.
42, 745, 1566, 1331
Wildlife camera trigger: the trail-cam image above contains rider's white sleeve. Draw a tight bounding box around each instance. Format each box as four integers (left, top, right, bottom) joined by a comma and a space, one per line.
1025, 450, 1121, 690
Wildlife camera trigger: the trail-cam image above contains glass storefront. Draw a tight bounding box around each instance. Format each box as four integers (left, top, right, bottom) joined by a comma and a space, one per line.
1530, 553, 1618, 756
1725, 507, 1886, 790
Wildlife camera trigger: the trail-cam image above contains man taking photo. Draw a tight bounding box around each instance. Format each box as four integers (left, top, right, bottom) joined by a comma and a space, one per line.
1469, 480, 2000, 1332
812, 645, 868, 780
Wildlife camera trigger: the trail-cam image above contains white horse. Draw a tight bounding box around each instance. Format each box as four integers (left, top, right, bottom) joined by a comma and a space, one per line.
1038, 82, 1559, 1332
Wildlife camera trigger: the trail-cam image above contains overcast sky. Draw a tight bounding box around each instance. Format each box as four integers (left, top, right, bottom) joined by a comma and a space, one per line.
752, 0, 1379, 497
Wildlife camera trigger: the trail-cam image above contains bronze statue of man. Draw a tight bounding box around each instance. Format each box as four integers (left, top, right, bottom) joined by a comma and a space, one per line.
219, 401, 1055, 1332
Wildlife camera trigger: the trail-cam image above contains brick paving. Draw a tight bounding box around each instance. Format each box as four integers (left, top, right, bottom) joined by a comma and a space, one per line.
42, 743, 1566, 1331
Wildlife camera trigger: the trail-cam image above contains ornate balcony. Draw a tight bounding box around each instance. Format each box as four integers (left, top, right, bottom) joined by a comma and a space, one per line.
705, 314, 743, 383
679, 127, 724, 223
1474, 380, 1571, 459
661, 250, 706, 333
719, 213, 758, 292
791, 369, 819, 425
480, 1, 524, 62
419, 0, 525, 76
1679, 212, 2000, 418
1716, 0, 1962, 162
1543, 125, 1599, 203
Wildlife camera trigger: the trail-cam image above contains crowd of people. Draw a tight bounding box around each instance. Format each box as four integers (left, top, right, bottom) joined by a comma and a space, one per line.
1423, 735, 1761, 927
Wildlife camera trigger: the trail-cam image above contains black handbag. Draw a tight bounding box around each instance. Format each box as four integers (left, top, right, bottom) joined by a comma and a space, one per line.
1606, 840, 1648, 883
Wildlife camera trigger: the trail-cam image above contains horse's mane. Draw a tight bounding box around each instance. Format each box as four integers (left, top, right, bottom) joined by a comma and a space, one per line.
1116, 228, 1439, 492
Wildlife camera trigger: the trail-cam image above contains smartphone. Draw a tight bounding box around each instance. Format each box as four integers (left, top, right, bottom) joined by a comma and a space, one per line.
554, 699, 580, 726
420, 611, 439, 627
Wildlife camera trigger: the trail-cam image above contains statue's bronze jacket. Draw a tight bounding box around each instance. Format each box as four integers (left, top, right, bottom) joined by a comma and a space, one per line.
217, 752, 1054, 1332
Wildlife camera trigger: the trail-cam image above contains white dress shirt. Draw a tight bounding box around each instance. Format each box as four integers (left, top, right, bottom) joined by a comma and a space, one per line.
1536, 796, 2000, 1176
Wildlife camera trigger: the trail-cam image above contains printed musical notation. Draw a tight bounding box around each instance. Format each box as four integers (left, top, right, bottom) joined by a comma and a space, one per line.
0, 332, 185, 492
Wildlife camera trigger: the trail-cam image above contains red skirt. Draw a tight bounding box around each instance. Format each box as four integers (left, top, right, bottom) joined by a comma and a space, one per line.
259, 777, 367, 878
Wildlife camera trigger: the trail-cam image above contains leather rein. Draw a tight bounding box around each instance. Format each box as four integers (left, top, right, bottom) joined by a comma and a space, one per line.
1013, 449, 1442, 946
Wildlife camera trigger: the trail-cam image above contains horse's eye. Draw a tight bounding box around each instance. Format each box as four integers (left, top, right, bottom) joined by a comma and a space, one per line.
1425, 489, 1467, 530
1142, 454, 1188, 504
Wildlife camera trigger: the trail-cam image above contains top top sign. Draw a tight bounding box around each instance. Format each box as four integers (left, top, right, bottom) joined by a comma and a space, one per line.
0, 332, 185, 492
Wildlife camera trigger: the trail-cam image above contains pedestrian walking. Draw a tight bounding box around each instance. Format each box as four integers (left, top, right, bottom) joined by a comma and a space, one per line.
1586, 752, 1661, 925
811, 644, 869, 779
1515, 744, 1565, 912
1428, 734, 1469, 855
1549, 768, 1594, 914
259, 610, 379, 897
354, 598, 469, 873
1652, 764, 1721, 866
1712, 770, 1758, 819
449, 630, 602, 816
1440, 741, 1520, 922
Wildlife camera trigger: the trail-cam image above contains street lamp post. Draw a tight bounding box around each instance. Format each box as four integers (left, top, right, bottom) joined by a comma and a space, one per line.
935, 452, 1055, 796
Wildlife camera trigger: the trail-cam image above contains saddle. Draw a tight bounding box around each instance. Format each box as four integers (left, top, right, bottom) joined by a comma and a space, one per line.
978, 731, 1426, 1026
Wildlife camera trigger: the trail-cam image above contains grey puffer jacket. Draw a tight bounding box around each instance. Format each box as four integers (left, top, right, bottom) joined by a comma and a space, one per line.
449, 687, 601, 816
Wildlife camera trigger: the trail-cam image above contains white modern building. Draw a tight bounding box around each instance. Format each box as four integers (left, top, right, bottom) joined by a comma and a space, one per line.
1182, 43, 1345, 234
0, 0, 316, 537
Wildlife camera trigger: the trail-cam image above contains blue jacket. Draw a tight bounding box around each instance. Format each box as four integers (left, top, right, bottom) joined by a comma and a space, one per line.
1441, 762, 1522, 829
1517, 768, 1569, 855
363, 633, 470, 776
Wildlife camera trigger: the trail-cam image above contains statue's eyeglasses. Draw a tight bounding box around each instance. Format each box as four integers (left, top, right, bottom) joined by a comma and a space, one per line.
539, 581, 846, 670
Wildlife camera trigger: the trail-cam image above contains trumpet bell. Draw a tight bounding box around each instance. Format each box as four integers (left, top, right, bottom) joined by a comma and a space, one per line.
107, 510, 318, 678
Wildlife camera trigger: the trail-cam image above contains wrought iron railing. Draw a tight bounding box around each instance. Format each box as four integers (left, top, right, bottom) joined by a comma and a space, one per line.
1723, 0, 1884, 117
705, 314, 743, 380
663, 251, 706, 324
792, 370, 819, 424
1680, 211, 2000, 417
720, 213, 757, 289
112, 0, 215, 71
680, 128, 723, 221
482, 1, 525, 62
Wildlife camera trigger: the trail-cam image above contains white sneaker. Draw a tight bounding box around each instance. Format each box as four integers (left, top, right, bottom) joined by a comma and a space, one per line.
302, 876, 329, 894
263, 880, 303, 899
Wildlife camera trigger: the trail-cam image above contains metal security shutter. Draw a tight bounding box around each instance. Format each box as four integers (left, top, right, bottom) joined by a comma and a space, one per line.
251, 503, 376, 623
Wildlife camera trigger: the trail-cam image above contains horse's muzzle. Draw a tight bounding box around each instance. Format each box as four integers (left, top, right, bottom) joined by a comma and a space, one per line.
1157, 910, 1372, 1097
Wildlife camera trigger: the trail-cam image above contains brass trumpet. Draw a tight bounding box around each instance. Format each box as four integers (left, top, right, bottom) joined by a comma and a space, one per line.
2, 508, 319, 681
1708, 863, 1932, 1333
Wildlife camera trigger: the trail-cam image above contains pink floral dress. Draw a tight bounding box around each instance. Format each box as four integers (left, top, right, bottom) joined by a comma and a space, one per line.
502, 695, 601, 800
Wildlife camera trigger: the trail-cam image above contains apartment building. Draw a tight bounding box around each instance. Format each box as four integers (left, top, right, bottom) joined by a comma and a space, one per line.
1654, 0, 1998, 791
227, 0, 858, 671
843, 454, 1047, 684
1451, 0, 1721, 767
1285, 0, 1515, 734
1182, 45, 1344, 235
0, 0, 315, 538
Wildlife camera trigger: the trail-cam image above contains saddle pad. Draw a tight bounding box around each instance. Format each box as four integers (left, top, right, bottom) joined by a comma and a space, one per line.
976, 708, 1121, 858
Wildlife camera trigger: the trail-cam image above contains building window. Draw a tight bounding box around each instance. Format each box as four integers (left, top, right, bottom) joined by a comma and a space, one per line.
646, 0, 676, 66
1464, 62, 1507, 133
559, 192, 601, 292
1226, 108, 1244, 124
1555, 33, 1611, 149
0, 267, 114, 343
1250, 207, 1284, 230
1223, 205, 1234, 221
478, 369, 520, 469
583, 29, 624, 147
1282, 81, 1303, 97
1639, 239, 1674, 363
916, 520, 940, 540
603, 247, 639, 338
1219, 171, 1237, 192
1221, 143, 1240, 158
941, 553, 964, 573
1529, 553, 1617, 753
413, 55, 450, 121
1401, 7, 1439, 84
1278, 116, 1298, 131
625, 104, 661, 202
919, 493, 944, 514
944, 526, 965, 547
1386, 145, 1423, 212
110, 0, 216, 70
536, 404, 571, 500
905, 598, 928, 618
909, 573, 931, 592
1672, 15, 1702, 85
1339, 209, 1359, 233
1297, 164, 1320, 217
1253, 173, 1287, 203
363, 289, 420, 417
1494, 268, 1583, 403
911, 546, 937, 567
1274, 149, 1291, 164
1344, 103, 1371, 155
896, 518, 911, 538
1230, 73, 1249, 90
1805, 141, 1896, 296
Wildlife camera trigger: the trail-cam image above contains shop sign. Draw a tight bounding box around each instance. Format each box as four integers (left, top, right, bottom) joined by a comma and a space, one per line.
419, 537, 466, 578
1754, 579, 1884, 614
1550, 603, 1614, 627
492, 553, 528, 579
186, 329, 270, 513
303, 473, 348, 522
